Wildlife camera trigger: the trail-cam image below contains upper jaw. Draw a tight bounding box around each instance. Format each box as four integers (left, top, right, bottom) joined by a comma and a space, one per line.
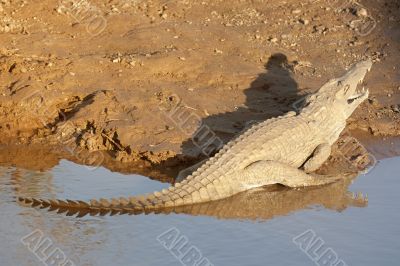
344, 59, 373, 102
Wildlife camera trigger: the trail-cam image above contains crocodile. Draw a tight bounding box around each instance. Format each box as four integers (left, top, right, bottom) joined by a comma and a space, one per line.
19, 59, 373, 216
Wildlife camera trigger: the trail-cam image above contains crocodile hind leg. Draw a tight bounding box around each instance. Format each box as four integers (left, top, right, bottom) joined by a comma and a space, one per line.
243, 160, 341, 188
303, 143, 331, 173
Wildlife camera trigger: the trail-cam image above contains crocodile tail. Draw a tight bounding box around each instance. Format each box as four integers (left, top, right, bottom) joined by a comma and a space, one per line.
18, 196, 161, 217
17, 177, 218, 217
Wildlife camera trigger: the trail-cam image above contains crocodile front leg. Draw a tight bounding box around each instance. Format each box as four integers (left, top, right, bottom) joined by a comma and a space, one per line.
303, 143, 331, 172
243, 160, 340, 188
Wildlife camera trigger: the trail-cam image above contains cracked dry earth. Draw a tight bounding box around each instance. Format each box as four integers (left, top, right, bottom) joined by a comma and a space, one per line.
0, 0, 399, 177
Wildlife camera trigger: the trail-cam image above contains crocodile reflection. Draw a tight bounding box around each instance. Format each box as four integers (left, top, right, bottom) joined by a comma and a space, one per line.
168, 176, 367, 220
40, 172, 365, 220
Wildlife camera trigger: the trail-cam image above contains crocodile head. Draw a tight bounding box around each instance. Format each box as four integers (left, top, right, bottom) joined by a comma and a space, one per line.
303, 59, 373, 119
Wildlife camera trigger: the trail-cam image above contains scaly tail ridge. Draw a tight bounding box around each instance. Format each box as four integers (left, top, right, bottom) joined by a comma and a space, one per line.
17, 174, 225, 217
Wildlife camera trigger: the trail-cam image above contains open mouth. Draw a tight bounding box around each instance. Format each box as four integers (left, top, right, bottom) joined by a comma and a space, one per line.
347, 87, 368, 104
346, 61, 372, 104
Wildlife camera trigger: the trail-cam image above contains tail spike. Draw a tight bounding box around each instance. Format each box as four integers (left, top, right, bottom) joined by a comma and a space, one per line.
19, 197, 32, 204
129, 197, 141, 206
99, 209, 111, 216
110, 209, 121, 216
77, 200, 90, 207
90, 199, 100, 207
110, 198, 120, 207
31, 199, 42, 207
99, 198, 111, 207
76, 209, 90, 218
56, 207, 69, 214
66, 200, 79, 206
57, 200, 69, 207
119, 197, 129, 206
66, 209, 79, 216
39, 200, 51, 208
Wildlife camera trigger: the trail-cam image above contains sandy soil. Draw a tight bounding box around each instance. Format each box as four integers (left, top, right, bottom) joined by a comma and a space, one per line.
0, 0, 399, 174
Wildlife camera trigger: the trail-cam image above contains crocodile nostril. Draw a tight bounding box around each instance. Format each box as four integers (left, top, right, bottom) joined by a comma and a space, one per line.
347, 98, 356, 104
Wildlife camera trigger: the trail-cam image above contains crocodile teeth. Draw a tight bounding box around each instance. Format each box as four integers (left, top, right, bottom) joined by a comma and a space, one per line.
349, 93, 363, 100
351, 87, 368, 100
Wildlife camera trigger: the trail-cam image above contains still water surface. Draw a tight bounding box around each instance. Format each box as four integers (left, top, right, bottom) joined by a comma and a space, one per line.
0, 157, 399, 266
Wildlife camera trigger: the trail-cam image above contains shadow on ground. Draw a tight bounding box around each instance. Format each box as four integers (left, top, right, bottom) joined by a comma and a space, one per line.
163, 53, 306, 177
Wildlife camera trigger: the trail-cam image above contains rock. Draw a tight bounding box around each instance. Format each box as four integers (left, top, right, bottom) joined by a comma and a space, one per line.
313, 25, 327, 34
281, 34, 291, 39
299, 18, 309, 25
269, 37, 278, 43
292, 9, 301, 14
368, 98, 379, 107
356, 8, 368, 17
391, 105, 400, 113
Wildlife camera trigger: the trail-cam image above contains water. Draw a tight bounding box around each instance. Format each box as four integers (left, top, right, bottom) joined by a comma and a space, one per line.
0, 158, 399, 266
